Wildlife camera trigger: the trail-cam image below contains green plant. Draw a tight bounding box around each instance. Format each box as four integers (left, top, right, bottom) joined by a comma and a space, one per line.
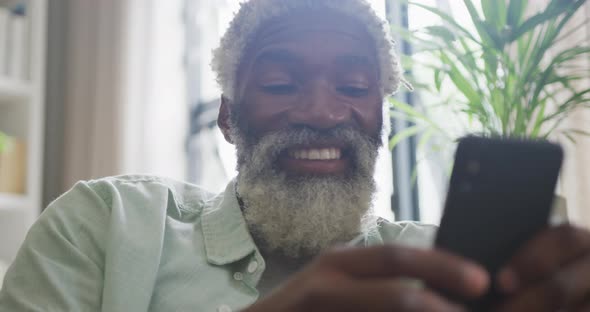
390, 0, 590, 148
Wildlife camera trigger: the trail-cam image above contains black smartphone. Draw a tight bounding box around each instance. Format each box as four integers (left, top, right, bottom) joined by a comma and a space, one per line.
434, 136, 563, 311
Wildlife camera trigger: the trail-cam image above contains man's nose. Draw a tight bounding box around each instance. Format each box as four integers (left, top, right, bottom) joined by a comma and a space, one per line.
288, 81, 351, 130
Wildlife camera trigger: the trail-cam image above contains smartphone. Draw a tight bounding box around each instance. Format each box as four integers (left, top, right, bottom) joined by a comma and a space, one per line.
434, 136, 563, 310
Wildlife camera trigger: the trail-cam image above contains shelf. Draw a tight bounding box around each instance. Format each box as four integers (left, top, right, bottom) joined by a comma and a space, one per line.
0, 193, 28, 210
0, 77, 32, 102
0, 0, 26, 9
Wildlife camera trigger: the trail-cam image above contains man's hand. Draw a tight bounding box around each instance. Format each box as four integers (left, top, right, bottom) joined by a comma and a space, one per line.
244, 245, 488, 312
496, 225, 590, 311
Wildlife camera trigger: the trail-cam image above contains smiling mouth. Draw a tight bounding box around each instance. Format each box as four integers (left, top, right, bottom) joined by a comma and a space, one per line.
287, 147, 342, 160
280, 146, 349, 175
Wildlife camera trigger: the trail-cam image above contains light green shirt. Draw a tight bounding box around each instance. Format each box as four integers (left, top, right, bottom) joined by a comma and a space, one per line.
0, 175, 436, 312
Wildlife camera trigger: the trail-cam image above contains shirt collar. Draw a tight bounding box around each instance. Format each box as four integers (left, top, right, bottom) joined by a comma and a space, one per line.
201, 179, 258, 265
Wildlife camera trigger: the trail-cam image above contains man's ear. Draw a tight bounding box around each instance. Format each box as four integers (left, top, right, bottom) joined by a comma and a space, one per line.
218, 96, 234, 144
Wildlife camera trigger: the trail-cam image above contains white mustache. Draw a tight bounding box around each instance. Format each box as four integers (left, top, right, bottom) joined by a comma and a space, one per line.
234, 126, 380, 174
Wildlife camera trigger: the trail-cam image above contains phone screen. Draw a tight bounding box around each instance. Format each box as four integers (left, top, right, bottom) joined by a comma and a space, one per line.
435, 136, 563, 310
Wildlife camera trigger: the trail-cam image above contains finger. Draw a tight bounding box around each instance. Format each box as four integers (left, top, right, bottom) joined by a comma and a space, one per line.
574, 300, 590, 312
305, 278, 467, 312
316, 245, 489, 298
498, 225, 590, 293
496, 253, 590, 312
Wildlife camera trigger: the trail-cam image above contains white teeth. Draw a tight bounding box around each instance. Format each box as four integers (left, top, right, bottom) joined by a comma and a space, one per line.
295, 150, 306, 159
334, 148, 341, 159
289, 148, 342, 160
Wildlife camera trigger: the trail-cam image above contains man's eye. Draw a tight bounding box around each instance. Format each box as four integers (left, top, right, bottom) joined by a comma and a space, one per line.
337, 86, 369, 97
260, 84, 297, 95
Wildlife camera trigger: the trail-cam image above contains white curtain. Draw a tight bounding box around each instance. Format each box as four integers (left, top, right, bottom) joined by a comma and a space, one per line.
61, 0, 126, 188
60, 0, 187, 191
121, 0, 187, 180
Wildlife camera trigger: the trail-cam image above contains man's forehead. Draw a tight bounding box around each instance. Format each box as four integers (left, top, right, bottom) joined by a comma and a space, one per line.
245, 10, 378, 69
253, 48, 375, 69
252, 10, 374, 48
211, 0, 402, 100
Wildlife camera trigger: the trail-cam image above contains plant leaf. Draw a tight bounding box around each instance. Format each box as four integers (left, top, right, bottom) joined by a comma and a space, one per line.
408, 1, 480, 44
439, 52, 481, 106
507, 0, 526, 29
511, 0, 585, 41
530, 101, 547, 138
389, 124, 423, 150
424, 25, 457, 42
563, 131, 578, 144
389, 98, 429, 121
464, 0, 504, 49
417, 127, 435, 152
565, 129, 590, 137
434, 68, 443, 92
481, 0, 507, 31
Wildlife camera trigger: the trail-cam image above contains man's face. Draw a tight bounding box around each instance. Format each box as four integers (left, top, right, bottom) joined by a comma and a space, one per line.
222, 10, 383, 258
234, 10, 383, 176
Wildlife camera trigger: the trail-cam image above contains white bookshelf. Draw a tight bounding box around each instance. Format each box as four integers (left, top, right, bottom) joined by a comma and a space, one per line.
0, 0, 46, 264
0, 77, 31, 102
0, 193, 28, 209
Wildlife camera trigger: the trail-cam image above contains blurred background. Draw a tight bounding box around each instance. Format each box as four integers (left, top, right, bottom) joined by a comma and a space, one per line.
0, 0, 588, 271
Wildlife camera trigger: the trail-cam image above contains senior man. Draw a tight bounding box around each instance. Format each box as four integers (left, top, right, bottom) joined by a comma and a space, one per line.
2, 0, 590, 311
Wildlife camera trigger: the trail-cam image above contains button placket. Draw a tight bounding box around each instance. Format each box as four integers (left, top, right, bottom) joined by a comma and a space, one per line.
232, 252, 266, 297
248, 252, 265, 285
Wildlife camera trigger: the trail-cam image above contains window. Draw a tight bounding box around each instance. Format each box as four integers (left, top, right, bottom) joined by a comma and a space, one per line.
399, 0, 483, 224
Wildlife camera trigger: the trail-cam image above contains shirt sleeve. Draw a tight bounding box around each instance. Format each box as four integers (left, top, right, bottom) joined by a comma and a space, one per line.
0, 181, 110, 312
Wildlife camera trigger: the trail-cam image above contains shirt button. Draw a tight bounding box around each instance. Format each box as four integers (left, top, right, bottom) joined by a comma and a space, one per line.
217, 304, 232, 312
233, 272, 244, 281
247, 260, 258, 273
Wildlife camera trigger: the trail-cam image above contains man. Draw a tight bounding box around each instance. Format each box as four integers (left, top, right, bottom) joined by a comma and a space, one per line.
2, 0, 590, 311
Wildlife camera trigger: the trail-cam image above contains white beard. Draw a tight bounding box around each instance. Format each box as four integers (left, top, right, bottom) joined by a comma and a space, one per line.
232, 125, 381, 258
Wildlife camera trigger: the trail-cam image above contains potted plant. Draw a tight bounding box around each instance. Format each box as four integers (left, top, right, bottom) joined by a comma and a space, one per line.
390, 0, 589, 221
390, 0, 590, 149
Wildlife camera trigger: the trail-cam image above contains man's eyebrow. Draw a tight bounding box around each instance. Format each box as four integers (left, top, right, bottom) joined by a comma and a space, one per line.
254, 49, 301, 65
334, 55, 373, 68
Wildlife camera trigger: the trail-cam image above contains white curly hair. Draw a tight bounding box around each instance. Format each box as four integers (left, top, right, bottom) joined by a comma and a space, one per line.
211, 0, 403, 102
